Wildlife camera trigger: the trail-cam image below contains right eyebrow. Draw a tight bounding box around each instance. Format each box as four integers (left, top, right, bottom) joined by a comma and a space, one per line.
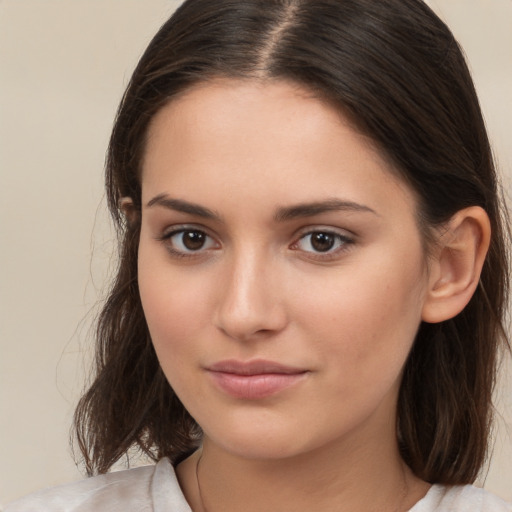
145, 194, 221, 221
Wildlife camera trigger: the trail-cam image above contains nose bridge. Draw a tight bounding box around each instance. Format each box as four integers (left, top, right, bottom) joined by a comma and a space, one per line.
215, 243, 286, 340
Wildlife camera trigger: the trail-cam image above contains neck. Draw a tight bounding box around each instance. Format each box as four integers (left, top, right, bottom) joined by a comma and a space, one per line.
177, 431, 429, 512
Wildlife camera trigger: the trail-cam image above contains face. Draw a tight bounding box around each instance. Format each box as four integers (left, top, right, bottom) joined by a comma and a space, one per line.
138, 80, 430, 461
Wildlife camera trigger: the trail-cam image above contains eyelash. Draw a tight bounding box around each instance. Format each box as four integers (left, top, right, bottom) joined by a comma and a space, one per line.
157, 227, 219, 258
156, 226, 355, 261
290, 229, 354, 261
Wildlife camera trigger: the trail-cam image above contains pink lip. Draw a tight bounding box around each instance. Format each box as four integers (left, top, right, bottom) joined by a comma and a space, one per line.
206, 359, 308, 399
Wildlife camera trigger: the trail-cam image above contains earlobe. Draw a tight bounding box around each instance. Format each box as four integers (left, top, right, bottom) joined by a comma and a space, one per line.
119, 196, 140, 226
421, 206, 491, 324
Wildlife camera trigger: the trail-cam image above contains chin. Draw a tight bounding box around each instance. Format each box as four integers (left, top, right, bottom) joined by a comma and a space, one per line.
201, 416, 342, 463
201, 417, 307, 460
216, 436, 309, 461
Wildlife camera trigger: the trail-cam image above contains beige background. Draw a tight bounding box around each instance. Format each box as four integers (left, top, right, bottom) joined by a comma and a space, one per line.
1, 0, 511, 506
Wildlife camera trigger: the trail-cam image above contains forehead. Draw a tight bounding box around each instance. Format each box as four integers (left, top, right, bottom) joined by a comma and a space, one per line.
141, 79, 417, 220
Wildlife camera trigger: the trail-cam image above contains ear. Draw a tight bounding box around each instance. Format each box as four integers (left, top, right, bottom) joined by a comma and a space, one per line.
119, 196, 140, 226
421, 206, 491, 324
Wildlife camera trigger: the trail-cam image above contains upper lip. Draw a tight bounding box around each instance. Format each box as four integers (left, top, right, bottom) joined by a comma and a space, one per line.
207, 359, 307, 375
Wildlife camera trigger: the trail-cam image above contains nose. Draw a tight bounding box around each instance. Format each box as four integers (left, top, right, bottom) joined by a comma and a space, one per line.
214, 250, 288, 342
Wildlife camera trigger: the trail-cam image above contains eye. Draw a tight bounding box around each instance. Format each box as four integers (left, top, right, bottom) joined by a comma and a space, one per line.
293, 230, 353, 255
160, 228, 218, 255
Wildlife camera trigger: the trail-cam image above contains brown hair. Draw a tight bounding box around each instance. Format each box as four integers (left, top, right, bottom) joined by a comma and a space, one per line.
74, 0, 510, 484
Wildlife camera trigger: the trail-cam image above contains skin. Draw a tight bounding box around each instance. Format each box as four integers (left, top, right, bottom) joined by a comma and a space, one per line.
137, 79, 436, 511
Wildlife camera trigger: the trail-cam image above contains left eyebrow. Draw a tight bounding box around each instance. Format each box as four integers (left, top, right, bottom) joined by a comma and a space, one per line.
274, 199, 378, 222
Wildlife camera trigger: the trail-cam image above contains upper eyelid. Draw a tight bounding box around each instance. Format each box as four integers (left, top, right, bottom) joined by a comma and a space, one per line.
158, 223, 215, 238
292, 225, 356, 240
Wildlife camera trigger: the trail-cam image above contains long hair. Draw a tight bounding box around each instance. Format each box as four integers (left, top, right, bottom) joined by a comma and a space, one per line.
74, 0, 510, 483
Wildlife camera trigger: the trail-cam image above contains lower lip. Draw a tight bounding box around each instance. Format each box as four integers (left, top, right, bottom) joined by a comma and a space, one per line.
208, 371, 307, 399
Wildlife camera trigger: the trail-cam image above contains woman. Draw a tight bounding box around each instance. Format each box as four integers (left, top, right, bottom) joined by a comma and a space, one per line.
6, 0, 511, 510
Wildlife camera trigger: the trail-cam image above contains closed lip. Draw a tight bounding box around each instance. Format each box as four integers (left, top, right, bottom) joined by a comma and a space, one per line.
206, 359, 308, 375
205, 359, 309, 399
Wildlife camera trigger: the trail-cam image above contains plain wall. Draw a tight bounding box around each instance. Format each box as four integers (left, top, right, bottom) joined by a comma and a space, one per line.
1, 0, 511, 506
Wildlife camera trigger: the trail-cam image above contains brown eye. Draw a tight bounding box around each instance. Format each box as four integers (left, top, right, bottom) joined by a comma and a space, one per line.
182, 231, 207, 250
163, 229, 218, 254
310, 232, 336, 252
294, 230, 352, 255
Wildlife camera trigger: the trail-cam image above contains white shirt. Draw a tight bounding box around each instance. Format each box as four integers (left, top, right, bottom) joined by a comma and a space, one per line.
4, 458, 511, 511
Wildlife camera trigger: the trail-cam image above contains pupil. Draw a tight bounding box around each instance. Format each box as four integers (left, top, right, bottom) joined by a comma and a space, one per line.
311, 232, 335, 252
183, 231, 205, 250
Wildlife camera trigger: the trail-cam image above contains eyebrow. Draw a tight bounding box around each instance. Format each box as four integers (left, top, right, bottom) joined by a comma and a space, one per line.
273, 199, 378, 222
146, 194, 378, 222
146, 194, 221, 220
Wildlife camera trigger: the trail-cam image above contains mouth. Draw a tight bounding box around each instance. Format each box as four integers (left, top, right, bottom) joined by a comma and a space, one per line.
205, 359, 309, 400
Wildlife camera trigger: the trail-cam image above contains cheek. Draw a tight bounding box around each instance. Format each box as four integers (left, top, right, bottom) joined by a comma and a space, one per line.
138, 270, 214, 409
289, 250, 426, 373
137, 243, 207, 362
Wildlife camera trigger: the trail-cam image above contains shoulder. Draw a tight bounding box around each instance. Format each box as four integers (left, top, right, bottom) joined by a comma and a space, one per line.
411, 484, 512, 512
3, 458, 192, 512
